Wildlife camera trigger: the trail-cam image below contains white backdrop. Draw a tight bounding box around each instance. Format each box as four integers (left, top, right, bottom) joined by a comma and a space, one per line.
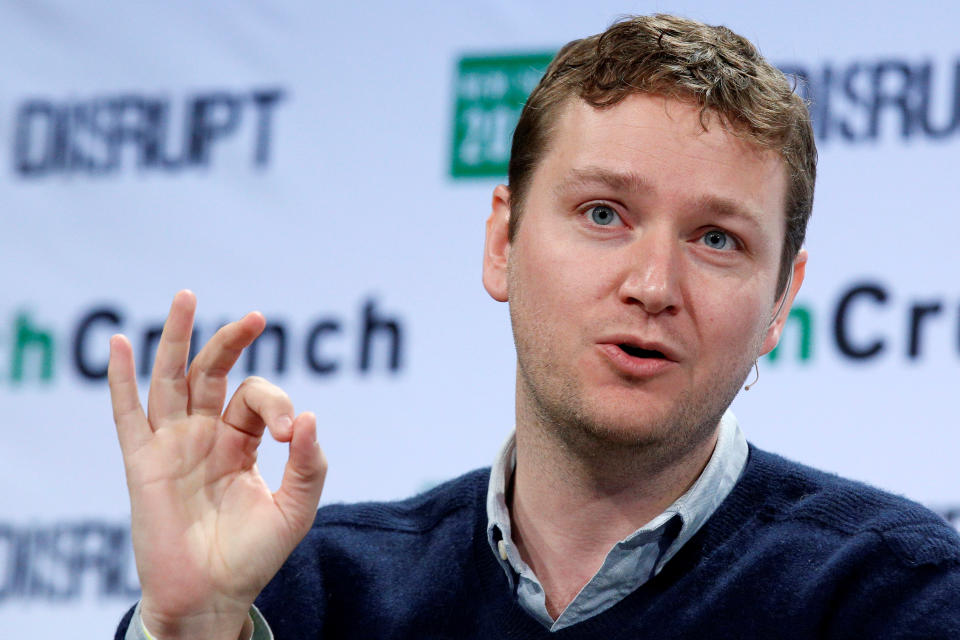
1, 1, 958, 636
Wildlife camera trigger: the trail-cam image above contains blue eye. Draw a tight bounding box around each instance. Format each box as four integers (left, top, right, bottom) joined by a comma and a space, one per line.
588, 205, 619, 226
702, 229, 734, 250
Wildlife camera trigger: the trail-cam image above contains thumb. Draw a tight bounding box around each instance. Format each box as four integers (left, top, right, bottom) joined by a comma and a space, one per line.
273, 412, 327, 540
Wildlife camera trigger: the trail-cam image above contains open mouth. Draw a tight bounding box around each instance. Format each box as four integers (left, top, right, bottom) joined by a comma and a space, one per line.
618, 343, 667, 359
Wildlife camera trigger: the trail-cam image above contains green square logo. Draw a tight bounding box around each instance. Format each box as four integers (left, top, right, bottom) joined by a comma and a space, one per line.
450, 53, 555, 178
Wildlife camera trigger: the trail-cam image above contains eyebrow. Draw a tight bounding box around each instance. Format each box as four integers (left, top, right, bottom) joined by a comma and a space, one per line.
555, 167, 653, 197
689, 194, 766, 232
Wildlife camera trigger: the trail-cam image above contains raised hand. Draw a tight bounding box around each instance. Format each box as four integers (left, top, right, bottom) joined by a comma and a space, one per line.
109, 291, 327, 640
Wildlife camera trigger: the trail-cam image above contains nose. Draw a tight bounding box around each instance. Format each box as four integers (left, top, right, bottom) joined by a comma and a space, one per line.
617, 227, 683, 315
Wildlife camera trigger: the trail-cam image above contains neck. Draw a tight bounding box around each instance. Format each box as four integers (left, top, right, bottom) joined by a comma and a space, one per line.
509, 391, 719, 619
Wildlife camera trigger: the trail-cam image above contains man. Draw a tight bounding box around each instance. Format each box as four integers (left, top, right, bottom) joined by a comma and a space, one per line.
112, 14, 960, 640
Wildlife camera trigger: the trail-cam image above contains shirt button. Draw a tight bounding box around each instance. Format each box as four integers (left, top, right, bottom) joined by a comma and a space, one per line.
497, 539, 508, 561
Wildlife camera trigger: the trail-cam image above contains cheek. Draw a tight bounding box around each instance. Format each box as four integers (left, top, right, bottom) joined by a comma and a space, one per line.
698, 291, 772, 355
511, 240, 598, 307
508, 252, 601, 361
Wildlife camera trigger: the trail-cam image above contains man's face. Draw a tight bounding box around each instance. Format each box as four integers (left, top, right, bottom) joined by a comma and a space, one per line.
483, 93, 805, 460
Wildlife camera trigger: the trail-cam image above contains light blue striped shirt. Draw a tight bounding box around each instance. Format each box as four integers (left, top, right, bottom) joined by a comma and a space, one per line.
485, 409, 748, 631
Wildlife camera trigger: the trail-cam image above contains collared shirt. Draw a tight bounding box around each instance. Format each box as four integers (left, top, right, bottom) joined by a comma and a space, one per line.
485, 409, 749, 631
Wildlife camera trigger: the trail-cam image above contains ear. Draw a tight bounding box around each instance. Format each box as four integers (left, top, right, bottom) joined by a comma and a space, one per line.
482, 184, 512, 302
759, 249, 807, 356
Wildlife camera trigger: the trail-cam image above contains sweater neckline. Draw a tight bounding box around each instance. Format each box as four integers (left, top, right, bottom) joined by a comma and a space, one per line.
465, 445, 777, 636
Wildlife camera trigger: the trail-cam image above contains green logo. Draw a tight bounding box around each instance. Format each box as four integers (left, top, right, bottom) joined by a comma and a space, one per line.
450, 53, 555, 178
9, 311, 55, 383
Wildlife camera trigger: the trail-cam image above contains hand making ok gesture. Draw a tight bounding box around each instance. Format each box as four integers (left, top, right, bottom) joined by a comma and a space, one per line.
108, 291, 327, 640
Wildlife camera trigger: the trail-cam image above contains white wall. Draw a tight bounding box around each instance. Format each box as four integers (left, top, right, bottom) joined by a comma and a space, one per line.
1, 2, 957, 635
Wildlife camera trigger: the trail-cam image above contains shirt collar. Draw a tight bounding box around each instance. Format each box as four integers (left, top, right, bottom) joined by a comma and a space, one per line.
486, 409, 748, 621
646, 409, 748, 568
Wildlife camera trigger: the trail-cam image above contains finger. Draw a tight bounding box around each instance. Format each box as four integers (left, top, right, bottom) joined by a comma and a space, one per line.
147, 291, 197, 426
221, 376, 295, 441
186, 312, 266, 417
108, 334, 150, 452
274, 412, 326, 539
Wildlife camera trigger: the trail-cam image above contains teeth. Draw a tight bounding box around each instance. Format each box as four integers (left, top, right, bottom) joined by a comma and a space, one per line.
619, 344, 664, 359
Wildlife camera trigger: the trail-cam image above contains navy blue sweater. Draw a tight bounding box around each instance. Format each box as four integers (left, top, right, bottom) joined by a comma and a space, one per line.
117, 447, 960, 638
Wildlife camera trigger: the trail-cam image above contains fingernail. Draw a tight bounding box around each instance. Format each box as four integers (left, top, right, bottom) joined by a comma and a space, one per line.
276, 415, 293, 433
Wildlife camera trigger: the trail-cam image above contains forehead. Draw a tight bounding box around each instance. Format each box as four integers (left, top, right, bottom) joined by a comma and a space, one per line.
535, 94, 788, 231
